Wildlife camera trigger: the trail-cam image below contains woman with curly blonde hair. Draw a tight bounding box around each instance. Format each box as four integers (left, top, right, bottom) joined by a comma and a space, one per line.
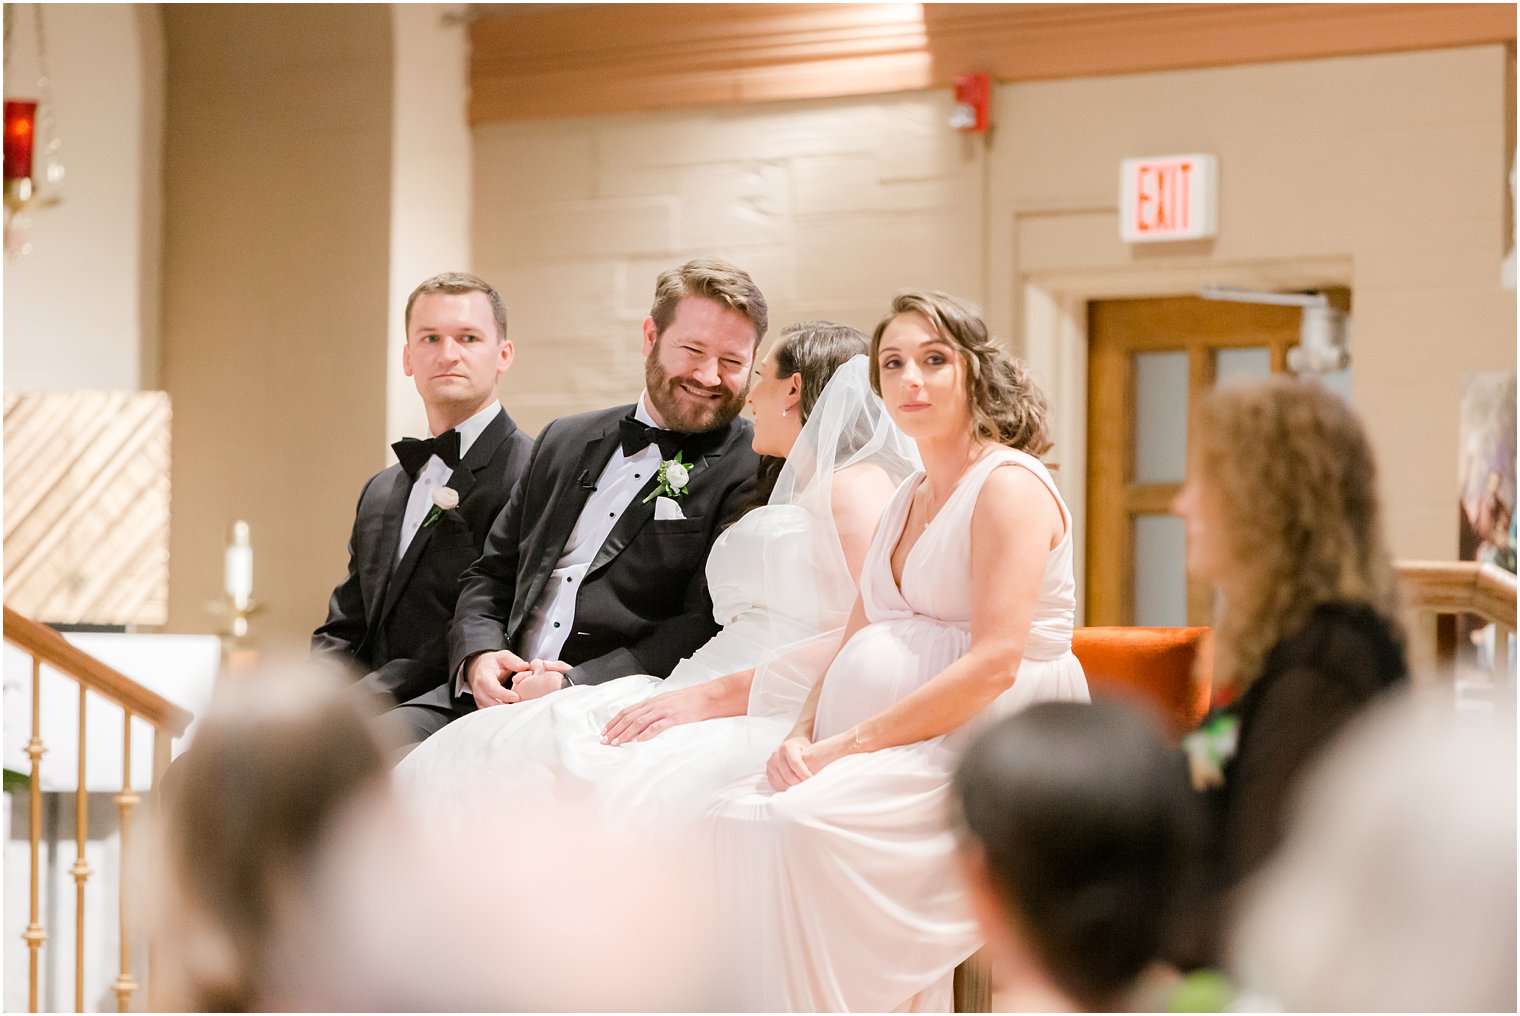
1171, 376, 1407, 958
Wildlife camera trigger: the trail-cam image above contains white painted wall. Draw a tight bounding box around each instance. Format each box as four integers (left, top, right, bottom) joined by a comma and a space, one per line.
2, 4, 163, 392
386, 4, 474, 448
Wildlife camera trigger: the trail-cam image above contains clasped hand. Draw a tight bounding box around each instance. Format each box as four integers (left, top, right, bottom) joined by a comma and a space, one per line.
468, 651, 572, 707
765, 732, 850, 792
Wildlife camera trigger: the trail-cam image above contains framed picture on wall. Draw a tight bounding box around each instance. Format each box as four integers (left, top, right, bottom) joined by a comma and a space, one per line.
1456, 371, 1516, 687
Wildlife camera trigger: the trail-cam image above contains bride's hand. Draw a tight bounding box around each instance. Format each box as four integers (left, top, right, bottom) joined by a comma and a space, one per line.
602, 685, 710, 745
511, 659, 566, 701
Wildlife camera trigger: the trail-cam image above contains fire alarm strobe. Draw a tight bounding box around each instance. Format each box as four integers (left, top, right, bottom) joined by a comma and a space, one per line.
950, 73, 990, 133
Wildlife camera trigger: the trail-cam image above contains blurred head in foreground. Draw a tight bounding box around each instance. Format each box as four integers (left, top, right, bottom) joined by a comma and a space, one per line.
286, 799, 724, 1012
153, 662, 720, 1011
952, 700, 1203, 1011
153, 666, 389, 1010
1230, 693, 1517, 1012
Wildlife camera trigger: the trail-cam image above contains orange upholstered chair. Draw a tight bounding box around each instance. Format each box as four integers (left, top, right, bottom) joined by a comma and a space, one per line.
953, 626, 1216, 1012
1072, 626, 1214, 741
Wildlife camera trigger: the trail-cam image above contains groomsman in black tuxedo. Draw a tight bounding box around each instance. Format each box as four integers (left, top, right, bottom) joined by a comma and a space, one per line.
312, 272, 533, 715
386, 257, 766, 748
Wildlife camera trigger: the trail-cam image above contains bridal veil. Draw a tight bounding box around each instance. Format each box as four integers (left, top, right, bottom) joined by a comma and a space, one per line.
746, 354, 920, 720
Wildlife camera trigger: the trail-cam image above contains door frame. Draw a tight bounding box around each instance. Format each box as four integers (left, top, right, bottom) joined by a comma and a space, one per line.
1016, 256, 1352, 626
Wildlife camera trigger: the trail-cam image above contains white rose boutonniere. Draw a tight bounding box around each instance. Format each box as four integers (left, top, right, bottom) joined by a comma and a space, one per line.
421, 486, 460, 529
642, 451, 694, 504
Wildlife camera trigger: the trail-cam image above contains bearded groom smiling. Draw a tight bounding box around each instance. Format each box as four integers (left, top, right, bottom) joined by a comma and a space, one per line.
385, 258, 767, 750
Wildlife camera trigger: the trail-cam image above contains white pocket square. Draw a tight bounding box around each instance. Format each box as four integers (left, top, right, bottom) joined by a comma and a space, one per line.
654, 496, 685, 521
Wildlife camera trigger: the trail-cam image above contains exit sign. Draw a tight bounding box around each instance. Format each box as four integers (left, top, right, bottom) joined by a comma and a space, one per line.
1120, 154, 1218, 243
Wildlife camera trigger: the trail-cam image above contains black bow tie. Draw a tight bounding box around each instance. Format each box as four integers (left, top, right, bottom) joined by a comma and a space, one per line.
392, 429, 461, 478
618, 417, 687, 459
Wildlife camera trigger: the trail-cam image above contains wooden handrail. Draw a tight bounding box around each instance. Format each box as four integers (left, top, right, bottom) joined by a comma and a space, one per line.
1396, 560, 1518, 627
2, 606, 193, 736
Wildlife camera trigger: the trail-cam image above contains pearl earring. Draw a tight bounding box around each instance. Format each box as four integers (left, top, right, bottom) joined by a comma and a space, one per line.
781, 407, 788, 418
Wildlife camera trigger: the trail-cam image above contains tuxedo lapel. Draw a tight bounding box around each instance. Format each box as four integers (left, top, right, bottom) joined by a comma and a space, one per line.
516, 420, 622, 630
365, 470, 412, 628
377, 409, 512, 627
585, 470, 664, 577
585, 422, 737, 577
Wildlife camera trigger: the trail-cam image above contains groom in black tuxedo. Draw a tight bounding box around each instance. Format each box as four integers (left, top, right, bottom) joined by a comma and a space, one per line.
386, 257, 767, 748
312, 272, 533, 713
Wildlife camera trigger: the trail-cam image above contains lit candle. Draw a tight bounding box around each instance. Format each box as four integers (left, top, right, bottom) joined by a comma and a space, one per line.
224, 520, 253, 608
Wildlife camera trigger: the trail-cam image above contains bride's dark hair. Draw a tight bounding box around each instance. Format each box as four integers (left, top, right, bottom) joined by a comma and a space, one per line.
748, 320, 870, 509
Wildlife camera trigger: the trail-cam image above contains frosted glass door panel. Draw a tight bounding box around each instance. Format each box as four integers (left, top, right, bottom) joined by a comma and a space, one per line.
1134, 351, 1188, 483
1134, 513, 1187, 627
1314, 368, 1353, 402
1215, 346, 1271, 389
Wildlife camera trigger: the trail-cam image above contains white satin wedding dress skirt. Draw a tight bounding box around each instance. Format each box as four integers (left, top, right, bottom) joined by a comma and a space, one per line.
394, 606, 808, 839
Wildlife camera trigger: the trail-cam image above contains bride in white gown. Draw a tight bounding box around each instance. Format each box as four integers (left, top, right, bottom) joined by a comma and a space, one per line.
395, 324, 919, 837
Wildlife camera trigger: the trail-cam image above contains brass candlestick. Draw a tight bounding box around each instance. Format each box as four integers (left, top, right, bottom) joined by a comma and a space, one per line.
207, 520, 263, 672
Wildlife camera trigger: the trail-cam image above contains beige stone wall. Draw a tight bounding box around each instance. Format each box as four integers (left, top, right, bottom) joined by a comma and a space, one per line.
473, 91, 988, 434
160, 6, 394, 651
986, 44, 1516, 564
473, 45, 1514, 572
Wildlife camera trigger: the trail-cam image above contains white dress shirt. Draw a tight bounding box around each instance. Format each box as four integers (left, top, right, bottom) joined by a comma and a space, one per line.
517, 393, 664, 662
397, 401, 503, 563
458, 393, 663, 695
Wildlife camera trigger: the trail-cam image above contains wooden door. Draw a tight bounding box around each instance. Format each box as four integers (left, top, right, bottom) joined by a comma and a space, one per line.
1085, 295, 1307, 627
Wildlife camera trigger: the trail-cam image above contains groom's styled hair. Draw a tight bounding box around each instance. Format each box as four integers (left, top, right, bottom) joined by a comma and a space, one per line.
649, 257, 769, 345
405, 271, 510, 343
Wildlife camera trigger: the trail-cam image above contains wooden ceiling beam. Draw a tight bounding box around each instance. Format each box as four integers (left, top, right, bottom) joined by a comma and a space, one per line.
469, 3, 1517, 123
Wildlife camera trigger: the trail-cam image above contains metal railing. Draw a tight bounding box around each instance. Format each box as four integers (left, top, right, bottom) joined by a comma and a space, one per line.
3, 606, 192, 1013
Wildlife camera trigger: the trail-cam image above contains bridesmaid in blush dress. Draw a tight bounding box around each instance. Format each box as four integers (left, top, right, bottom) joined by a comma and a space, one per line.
707, 291, 1089, 1012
